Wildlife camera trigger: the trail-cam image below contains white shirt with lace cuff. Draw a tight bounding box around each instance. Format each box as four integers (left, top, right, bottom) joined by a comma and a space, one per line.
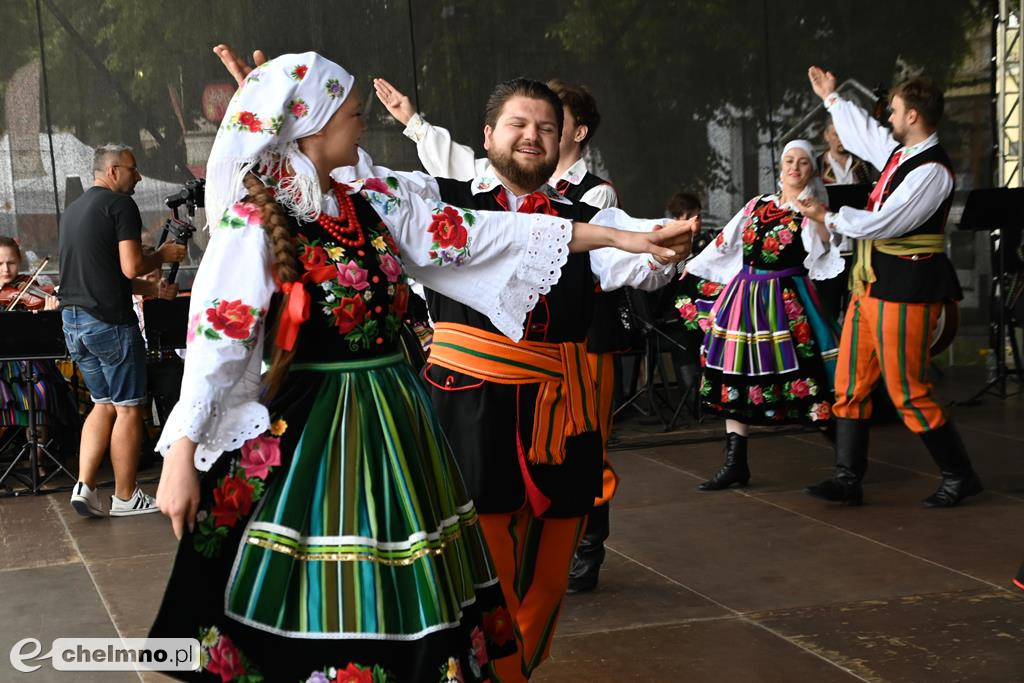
157, 182, 573, 471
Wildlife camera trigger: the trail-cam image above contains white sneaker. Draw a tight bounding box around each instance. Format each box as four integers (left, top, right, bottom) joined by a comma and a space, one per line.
109, 486, 159, 517
70, 481, 104, 518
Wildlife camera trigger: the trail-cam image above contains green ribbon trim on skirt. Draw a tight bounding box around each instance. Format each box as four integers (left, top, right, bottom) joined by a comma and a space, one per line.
290, 353, 405, 372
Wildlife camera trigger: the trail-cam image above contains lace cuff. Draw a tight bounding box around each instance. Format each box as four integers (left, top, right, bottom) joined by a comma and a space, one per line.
493, 214, 573, 340
686, 249, 741, 287
156, 396, 269, 471
807, 248, 846, 281
804, 217, 846, 281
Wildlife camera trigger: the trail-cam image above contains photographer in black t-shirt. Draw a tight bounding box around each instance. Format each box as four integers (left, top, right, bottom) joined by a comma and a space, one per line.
59, 143, 185, 519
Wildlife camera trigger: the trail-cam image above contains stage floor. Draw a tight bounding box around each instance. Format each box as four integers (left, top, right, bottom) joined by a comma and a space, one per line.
1, 367, 1021, 682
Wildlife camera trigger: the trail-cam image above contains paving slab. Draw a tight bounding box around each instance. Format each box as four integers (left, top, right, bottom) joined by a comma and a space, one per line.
0, 563, 136, 682
0, 495, 77, 571
535, 618, 863, 682
607, 496, 980, 614
752, 588, 1024, 683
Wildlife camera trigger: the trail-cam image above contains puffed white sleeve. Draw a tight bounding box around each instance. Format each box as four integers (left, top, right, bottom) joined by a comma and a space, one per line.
579, 183, 620, 210
685, 200, 754, 284
155, 201, 276, 471
355, 176, 572, 342
800, 217, 845, 281
586, 208, 675, 292
825, 93, 899, 171
403, 113, 491, 181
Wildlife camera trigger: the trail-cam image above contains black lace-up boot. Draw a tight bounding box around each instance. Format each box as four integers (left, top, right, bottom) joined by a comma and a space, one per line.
697, 432, 750, 491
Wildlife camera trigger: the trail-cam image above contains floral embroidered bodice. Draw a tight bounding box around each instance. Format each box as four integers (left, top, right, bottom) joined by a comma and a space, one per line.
737, 197, 810, 270
287, 199, 411, 362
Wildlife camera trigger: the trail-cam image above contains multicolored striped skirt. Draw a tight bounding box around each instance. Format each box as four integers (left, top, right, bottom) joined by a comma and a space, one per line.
699, 266, 840, 425
0, 360, 76, 427
150, 353, 515, 682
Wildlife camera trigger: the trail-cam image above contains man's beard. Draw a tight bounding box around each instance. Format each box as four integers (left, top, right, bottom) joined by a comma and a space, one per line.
891, 125, 907, 146
488, 146, 557, 192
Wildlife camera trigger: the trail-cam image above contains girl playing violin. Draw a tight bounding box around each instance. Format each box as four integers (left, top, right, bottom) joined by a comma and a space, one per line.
0, 236, 76, 477
0, 236, 58, 311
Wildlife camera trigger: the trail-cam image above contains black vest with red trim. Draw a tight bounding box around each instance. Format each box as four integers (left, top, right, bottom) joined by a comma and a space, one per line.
428, 178, 598, 342
421, 177, 603, 517
865, 144, 963, 302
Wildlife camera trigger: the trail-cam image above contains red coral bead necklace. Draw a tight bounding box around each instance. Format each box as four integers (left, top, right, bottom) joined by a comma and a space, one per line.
318, 181, 364, 247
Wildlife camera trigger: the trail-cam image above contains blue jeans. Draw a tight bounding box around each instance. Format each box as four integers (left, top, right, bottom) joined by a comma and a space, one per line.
62, 306, 147, 406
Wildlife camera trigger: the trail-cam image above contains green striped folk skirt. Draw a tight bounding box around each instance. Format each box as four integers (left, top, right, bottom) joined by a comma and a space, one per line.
150, 354, 515, 682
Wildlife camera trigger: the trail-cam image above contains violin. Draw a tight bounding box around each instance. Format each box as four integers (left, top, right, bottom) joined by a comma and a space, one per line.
2, 259, 57, 311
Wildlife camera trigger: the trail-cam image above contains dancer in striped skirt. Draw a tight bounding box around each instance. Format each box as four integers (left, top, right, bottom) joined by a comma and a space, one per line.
685, 140, 843, 491
150, 51, 691, 682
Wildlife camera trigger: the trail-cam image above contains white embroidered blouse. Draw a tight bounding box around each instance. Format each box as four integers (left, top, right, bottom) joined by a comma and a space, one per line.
156, 176, 575, 471
687, 190, 844, 284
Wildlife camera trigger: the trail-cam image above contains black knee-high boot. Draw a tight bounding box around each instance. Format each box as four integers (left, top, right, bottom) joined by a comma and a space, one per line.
804, 417, 868, 506
920, 421, 983, 507
698, 431, 749, 491
568, 502, 609, 593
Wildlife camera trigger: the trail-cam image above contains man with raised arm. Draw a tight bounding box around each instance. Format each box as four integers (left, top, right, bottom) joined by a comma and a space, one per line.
797, 66, 981, 508
374, 76, 654, 595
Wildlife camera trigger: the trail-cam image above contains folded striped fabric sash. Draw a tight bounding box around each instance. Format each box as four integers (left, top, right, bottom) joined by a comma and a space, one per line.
851, 233, 945, 296
428, 322, 597, 467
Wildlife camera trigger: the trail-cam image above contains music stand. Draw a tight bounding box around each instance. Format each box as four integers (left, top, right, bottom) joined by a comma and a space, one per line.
958, 187, 1024, 402
0, 311, 77, 494
615, 289, 698, 431
142, 297, 190, 353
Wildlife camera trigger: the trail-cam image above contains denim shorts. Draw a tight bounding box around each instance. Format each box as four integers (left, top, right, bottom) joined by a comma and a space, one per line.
61, 306, 147, 406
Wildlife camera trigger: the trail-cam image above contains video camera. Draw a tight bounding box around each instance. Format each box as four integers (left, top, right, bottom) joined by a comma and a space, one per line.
164, 178, 205, 211
159, 178, 205, 284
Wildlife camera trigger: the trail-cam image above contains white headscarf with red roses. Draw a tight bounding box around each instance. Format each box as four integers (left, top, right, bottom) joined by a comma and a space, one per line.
205, 51, 355, 228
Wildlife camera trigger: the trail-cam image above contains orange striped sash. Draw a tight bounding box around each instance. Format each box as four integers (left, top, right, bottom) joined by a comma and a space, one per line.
429, 322, 598, 465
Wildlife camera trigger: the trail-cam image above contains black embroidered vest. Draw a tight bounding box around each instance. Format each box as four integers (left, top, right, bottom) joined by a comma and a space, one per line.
863, 144, 962, 302
429, 177, 597, 343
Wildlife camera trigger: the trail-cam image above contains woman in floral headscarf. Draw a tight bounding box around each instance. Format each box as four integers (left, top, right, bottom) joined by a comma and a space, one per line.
686, 140, 842, 492
149, 51, 688, 682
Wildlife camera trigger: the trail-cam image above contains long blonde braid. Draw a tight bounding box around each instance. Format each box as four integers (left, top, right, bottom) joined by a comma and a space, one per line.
242, 172, 299, 399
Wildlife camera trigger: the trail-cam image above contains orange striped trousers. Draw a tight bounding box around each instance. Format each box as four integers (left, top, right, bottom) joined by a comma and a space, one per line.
833, 293, 947, 434
588, 351, 620, 506
480, 511, 586, 682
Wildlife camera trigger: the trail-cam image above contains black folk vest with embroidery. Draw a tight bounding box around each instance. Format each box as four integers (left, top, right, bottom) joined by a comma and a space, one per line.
429, 177, 597, 343
866, 144, 962, 303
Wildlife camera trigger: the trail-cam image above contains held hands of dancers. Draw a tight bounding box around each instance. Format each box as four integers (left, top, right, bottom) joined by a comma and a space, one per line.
573, 215, 698, 264
796, 195, 828, 224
